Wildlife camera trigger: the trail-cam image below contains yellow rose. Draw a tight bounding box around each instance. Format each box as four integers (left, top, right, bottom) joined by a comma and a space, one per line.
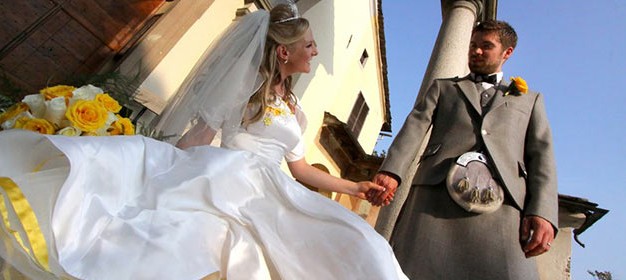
65, 99, 108, 132
510, 76, 528, 94
96, 93, 122, 113
0, 102, 30, 124
108, 115, 135, 135
40, 85, 75, 101
13, 116, 30, 128
14, 117, 55, 135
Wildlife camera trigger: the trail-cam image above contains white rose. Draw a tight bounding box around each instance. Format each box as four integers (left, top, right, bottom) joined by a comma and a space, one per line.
72, 84, 103, 101
105, 111, 116, 127
56, 126, 82, 136
94, 126, 109, 136
22, 94, 46, 118
1, 119, 15, 130
44, 97, 67, 126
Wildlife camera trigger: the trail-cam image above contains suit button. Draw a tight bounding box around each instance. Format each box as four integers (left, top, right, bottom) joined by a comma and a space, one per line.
481, 129, 488, 135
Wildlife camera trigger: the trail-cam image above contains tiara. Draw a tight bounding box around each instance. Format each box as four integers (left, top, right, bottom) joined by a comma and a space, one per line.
273, 16, 299, 24
272, 2, 300, 24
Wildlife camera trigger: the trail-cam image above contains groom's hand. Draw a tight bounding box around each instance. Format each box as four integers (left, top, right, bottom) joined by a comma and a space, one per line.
367, 173, 399, 206
521, 215, 555, 258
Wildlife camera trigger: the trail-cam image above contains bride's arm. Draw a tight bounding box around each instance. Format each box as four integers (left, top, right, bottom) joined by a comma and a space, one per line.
175, 121, 217, 149
287, 158, 385, 200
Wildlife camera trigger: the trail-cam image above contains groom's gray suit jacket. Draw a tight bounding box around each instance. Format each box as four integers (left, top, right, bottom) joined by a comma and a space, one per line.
380, 75, 558, 226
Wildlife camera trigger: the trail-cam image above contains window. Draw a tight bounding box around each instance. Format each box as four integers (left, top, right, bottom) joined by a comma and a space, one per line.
360, 49, 369, 66
347, 93, 369, 138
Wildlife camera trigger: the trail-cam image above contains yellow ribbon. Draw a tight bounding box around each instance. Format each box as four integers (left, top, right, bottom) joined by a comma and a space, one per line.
0, 177, 50, 271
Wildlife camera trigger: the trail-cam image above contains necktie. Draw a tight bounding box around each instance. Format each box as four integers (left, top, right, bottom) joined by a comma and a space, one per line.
480, 86, 496, 110
471, 74, 498, 112
473, 74, 498, 84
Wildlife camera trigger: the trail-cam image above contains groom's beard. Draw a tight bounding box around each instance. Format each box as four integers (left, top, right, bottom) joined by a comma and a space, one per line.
468, 58, 499, 75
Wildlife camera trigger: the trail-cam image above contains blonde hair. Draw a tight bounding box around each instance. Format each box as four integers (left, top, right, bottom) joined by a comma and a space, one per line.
245, 4, 310, 125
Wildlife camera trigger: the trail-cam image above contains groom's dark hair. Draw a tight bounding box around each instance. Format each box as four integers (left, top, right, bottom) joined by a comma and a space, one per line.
473, 20, 518, 49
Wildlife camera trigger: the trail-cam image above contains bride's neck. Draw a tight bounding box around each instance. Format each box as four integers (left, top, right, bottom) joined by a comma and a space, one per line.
273, 82, 287, 98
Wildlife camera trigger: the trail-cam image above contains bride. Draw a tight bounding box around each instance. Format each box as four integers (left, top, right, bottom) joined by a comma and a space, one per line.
0, 4, 406, 280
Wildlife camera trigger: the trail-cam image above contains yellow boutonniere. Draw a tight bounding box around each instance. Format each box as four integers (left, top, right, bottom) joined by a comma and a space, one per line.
505, 76, 529, 96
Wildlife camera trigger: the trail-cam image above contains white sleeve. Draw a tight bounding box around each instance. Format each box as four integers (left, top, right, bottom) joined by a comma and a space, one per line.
284, 102, 307, 162
284, 137, 305, 162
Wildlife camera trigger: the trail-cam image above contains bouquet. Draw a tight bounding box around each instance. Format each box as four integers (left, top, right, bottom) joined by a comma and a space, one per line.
0, 84, 134, 136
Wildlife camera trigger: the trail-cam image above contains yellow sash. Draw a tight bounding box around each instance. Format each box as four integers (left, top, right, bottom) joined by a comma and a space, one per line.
0, 177, 50, 272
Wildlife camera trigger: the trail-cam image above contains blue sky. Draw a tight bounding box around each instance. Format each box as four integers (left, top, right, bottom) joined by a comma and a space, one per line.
376, 1, 626, 279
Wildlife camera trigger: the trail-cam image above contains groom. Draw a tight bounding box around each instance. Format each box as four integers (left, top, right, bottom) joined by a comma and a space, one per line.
369, 20, 558, 279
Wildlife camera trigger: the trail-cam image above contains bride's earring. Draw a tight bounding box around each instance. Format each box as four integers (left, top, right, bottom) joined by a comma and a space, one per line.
284, 58, 288, 64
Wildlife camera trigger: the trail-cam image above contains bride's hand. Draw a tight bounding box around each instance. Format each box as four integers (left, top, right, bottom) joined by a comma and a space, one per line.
175, 122, 216, 149
367, 173, 398, 206
352, 181, 385, 200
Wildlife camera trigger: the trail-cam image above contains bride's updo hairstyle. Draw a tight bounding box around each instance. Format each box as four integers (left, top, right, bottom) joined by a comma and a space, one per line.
246, 4, 309, 124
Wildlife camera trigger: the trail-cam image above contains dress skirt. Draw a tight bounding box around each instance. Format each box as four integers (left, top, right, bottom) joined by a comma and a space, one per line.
0, 130, 406, 280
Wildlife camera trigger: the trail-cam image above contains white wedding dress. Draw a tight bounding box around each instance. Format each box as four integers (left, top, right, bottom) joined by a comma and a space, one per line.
0, 98, 407, 280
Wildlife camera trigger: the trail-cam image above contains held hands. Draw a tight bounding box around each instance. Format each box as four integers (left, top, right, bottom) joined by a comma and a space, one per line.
352, 181, 386, 200
521, 215, 555, 258
366, 173, 399, 206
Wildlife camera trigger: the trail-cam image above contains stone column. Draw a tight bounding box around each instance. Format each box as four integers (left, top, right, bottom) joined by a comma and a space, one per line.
375, 0, 483, 239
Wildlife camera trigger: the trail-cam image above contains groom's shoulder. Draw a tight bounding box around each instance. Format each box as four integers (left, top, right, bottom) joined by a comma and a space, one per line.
427, 76, 465, 89
436, 75, 467, 83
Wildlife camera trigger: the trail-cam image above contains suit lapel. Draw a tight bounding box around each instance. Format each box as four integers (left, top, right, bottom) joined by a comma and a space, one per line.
487, 80, 511, 114
457, 76, 482, 115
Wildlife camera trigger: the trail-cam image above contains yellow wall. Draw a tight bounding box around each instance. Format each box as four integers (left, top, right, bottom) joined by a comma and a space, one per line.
296, 0, 386, 179
141, 0, 252, 102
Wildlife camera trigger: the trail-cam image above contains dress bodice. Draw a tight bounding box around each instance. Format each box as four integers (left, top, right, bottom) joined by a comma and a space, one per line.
221, 98, 305, 165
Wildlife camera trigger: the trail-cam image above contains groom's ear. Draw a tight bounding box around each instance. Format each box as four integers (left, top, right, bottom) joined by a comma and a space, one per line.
502, 46, 514, 60
276, 44, 289, 61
